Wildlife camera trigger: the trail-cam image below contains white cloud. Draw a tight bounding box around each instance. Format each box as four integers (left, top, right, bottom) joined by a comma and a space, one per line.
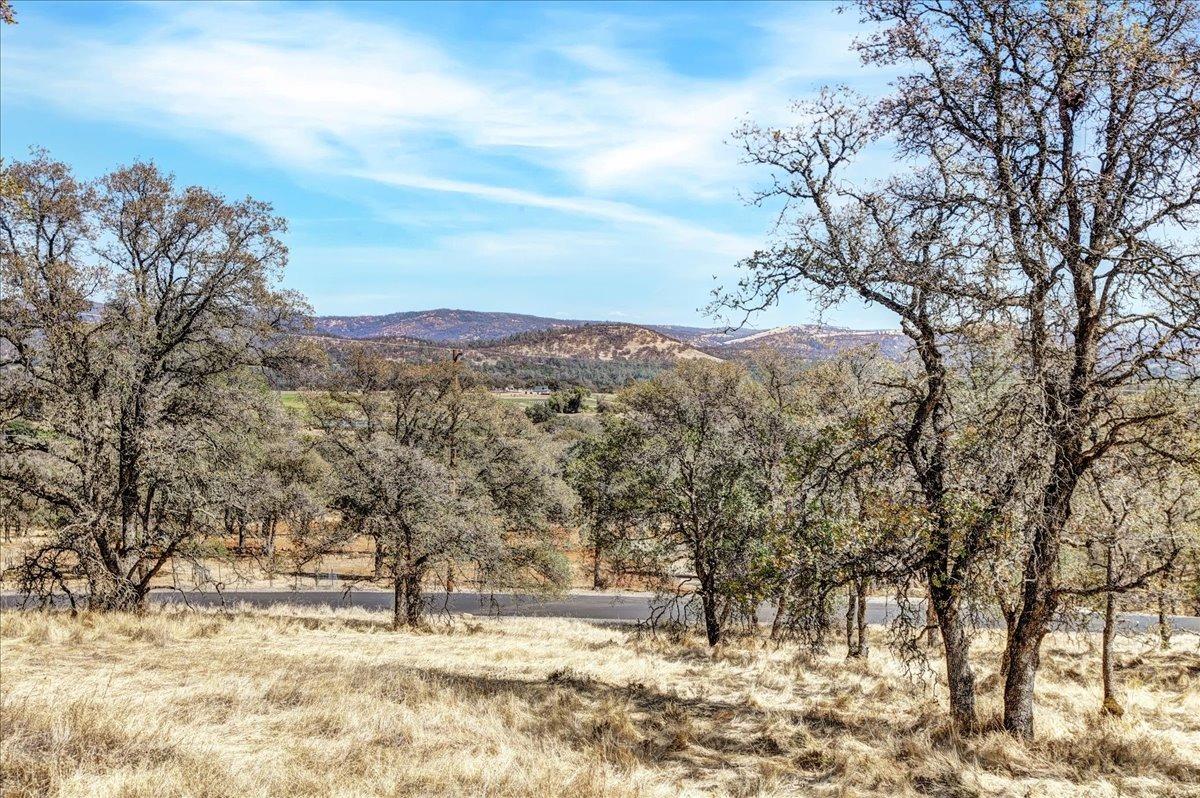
1, 0, 878, 309
2, 2, 859, 200
360, 169, 757, 257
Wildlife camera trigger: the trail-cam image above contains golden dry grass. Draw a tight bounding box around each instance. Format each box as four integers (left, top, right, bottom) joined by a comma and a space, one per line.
1, 606, 1197, 798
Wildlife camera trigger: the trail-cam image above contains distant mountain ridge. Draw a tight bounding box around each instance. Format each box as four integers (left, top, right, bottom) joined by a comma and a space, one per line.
644, 324, 764, 347
314, 308, 588, 343
312, 307, 907, 360
703, 324, 911, 360
298, 309, 910, 391
313, 307, 755, 344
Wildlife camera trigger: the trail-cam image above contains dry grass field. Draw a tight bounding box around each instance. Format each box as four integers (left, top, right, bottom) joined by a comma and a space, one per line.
1, 606, 1198, 798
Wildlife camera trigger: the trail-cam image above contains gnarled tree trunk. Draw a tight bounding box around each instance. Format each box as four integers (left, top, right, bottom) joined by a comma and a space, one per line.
86, 565, 149, 613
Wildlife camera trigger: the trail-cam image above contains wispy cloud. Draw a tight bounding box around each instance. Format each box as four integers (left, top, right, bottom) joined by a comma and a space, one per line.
0, 1, 885, 324
359, 169, 757, 257
2, 3, 858, 211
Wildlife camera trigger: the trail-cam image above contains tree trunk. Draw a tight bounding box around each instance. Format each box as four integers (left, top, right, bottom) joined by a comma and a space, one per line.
1157, 590, 1171, 650
1004, 488, 1075, 738
592, 545, 606, 590
930, 578, 977, 734
999, 604, 1018, 680
1002, 591, 1055, 738
392, 576, 404, 630
845, 582, 860, 657
263, 516, 276, 560
1101, 556, 1122, 716
924, 595, 941, 649
700, 584, 722, 646
856, 579, 869, 661
404, 569, 423, 626
89, 572, 147, 612
940, 614, 977, 734
1003, 444, 1080, 738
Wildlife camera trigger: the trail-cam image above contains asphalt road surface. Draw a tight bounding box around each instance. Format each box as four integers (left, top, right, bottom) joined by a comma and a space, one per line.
5, 589, 1195, 635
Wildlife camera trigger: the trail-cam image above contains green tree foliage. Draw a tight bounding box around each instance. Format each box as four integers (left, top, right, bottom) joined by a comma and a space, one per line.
567, 414, 659, 590
308, 352, 572, 628
525, 401, 555, 425
568, 360, 790, 645
476, 357, 665, 392
752, 351, 919, 652
213, 407, 330, 576
548, 386, 590, 414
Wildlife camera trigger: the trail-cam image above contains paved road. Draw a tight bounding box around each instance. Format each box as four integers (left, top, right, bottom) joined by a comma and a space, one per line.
6, 589, 1195, 635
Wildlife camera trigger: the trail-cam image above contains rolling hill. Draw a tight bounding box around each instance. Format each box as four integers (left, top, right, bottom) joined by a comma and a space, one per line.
314, 309, 588, 342
643, 324, 764, 347
703, 324, 910, 360
312, 309, 906, 355
478, 323, 719, 363
313, 308, 769, 346
298, 309, 910, 390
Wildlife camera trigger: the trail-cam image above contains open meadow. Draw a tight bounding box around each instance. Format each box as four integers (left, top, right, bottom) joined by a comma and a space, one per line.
2, 606, 1198, 798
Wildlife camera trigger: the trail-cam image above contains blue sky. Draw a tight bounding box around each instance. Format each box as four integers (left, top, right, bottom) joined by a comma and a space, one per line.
1, 1, 898, 328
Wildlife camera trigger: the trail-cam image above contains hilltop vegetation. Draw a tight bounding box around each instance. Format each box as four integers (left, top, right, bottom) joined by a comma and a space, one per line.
298, 322, 723, 392
476, 323, 717, 363
300, 331, 684, 392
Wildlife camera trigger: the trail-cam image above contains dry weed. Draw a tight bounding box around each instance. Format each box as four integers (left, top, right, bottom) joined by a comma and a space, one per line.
1, 607, 1197, 798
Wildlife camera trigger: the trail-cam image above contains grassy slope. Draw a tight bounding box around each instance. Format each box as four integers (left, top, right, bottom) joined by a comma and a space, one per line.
2, 608, 1198, 798
491, 392, 612, 412
277, 390, 307, 411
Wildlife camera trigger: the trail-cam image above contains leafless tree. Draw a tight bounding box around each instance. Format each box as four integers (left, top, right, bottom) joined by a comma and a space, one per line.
717, 98, 1034, 731
1067, 445, 1196, 715
718, 0, 1200, 737
1, 151, 310, 610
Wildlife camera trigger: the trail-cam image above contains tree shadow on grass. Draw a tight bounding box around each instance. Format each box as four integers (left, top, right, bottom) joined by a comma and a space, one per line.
380, 660, 919, 786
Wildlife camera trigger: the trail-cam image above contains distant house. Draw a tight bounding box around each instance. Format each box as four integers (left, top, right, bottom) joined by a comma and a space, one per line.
529, 385, 552, 395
